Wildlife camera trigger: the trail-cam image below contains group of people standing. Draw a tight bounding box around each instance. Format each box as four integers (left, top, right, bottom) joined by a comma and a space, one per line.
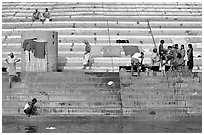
131, 40, 195, 76
152, 40, 194, 72
32, 8, 52, 22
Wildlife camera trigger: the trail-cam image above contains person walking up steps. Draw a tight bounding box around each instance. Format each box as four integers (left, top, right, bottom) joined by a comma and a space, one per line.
83, 40, 92, 69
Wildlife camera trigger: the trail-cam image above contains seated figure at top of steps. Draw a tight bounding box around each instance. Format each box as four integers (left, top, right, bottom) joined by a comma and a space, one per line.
40, 8, 52, 22
32, 9, 41, 21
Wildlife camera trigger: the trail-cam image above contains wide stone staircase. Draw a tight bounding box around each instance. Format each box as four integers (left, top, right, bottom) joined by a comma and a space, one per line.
2, 71, 123, 117
2, 2, 202, 120
119, 70, 202, 121
2, 2, 202, 72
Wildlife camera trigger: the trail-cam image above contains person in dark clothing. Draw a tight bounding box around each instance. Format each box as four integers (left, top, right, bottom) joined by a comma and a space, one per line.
158, 40, 167, 66
187, 44, 194, 71
172, 44, 179, 60
24, 98, 38, 117
32, 9, 41, 21
158, 40, 165, 57
172, 53, 185, 70
165, 46, 174, 65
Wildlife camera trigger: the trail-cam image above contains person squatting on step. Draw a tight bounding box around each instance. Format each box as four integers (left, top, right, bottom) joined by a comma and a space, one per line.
131, 51, 144, 76
24, 98, 38, 117
5, 52, 20, 88
83, 40, 92, 69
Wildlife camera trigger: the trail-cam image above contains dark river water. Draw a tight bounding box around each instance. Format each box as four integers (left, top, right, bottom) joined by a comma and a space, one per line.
2, 118, 201, 133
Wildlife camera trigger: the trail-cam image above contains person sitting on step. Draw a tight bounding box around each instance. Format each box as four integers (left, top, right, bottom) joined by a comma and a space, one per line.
32, 9, 41, 21
40, 8, 52, 22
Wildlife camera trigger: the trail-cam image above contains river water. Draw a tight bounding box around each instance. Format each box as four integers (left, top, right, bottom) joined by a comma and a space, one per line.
2, 118, 201, 133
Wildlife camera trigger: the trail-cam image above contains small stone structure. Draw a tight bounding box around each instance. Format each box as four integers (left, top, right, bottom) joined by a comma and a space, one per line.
21, 31, 58, 72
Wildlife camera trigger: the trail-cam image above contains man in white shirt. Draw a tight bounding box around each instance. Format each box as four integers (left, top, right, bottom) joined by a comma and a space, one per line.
131, 52, 144, 76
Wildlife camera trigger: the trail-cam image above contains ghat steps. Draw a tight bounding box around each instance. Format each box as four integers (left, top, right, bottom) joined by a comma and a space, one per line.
2, 71, 123, 116
2, 69, 202, 120
2, 2, 202, 72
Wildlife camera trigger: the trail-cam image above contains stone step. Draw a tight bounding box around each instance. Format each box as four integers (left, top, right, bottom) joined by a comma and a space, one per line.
122, 99, 201, 106
2, 14, 202, 23
3, 6, 201, 13
2, 24, 202, 36
3, 100, 122, 108
2, 76, 120, 84
122, 100, 187, 107
4, 7, 201, 13
4, 96, 201, 109
2, 107, 123, 116
2, 71, 119, 78
2, 42, 203, 51
2, 2, 201, 7
2, 35, 202, 45
2, 83, 120, 94
2, 84, 119, 94
12, 11, 201, 18
122, 107, 201, 117
2, 21, 202, 30
2, 90, 120, 98
2, 94, 121, 102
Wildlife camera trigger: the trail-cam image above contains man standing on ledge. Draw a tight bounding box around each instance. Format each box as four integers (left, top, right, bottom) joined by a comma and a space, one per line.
83, 40, 92, 69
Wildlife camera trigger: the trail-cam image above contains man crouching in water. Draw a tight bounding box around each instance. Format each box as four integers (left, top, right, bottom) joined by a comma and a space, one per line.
131, 51, 144, 77
24, 98, 38, 117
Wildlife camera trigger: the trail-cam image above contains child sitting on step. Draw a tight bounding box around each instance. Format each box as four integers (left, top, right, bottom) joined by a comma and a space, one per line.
24, 98, 38, 117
